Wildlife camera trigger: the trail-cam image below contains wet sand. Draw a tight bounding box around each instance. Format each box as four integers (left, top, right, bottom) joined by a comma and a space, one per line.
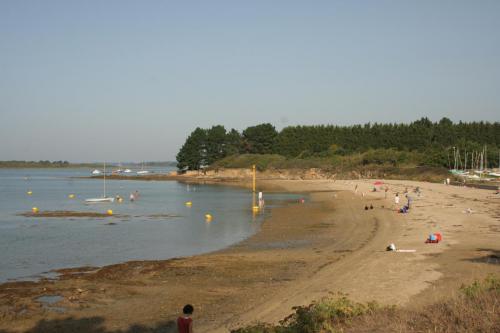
17, 211, 123, 218
1, 177, 499, 332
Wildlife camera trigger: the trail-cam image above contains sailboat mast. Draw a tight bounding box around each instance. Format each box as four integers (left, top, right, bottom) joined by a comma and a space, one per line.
464, 150, 467, 171
104, 162, 106, 198
485, 145, 487, 169
455, 148, 457, 170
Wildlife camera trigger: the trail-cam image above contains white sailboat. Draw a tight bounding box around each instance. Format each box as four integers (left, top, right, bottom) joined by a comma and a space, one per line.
91, 169, 102, 175
113, 162, 124, 174
136, 162, 150, 175
86, 162, 115, 203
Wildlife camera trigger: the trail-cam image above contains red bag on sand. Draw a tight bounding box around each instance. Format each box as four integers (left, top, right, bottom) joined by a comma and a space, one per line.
435, 233, 442, 241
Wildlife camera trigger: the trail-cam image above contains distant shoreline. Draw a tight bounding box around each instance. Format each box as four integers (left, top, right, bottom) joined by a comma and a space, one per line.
0, 161, 176, 169
0, 163, 100, 169
86, 168, 500, 190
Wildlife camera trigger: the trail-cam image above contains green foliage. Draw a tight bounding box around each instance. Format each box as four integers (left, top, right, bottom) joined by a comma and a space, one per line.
213, 150, 419, 171
205, 125, 228, 165
212, 154, 287, 171
176, 127, 208, 170
285, 296, 378, 333
177, 118, 500, 170
360, 149, 416, 166
460, 274, 500, 298
242, 123, 278, 154
176, 126, 245, 170
225, 129, 244, 156
233, 276, 499, 333
232, 295, 379, 333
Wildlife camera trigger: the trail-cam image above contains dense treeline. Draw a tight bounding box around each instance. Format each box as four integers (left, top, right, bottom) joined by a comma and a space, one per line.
176, 118, 500, 170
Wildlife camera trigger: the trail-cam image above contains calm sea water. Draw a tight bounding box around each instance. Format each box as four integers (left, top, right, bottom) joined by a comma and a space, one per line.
0, 168, 300, 283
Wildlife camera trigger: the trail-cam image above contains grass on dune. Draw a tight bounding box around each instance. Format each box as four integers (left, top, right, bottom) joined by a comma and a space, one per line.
232, 275, 500, 333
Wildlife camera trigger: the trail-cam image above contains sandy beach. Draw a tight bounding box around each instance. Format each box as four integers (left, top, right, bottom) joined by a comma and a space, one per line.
1, 175, 499, 332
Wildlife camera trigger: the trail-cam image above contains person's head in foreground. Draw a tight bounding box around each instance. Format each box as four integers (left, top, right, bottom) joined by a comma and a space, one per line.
183, 304, 194, 316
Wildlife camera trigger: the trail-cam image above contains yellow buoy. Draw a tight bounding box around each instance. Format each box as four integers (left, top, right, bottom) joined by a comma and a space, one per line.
185, 201, 192, 207
205, 213, 212, 221
68, 194, 75, 199
27, 191, 33, 195
32, 207, 39, 213
107, 209, 113, 216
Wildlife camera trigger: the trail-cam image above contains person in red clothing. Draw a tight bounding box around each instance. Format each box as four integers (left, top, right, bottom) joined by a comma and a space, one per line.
177, 304, 194, 333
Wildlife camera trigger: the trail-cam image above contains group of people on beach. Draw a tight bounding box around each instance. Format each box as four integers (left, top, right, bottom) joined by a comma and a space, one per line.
357, 183, 416, 214
396, 188, 413, 213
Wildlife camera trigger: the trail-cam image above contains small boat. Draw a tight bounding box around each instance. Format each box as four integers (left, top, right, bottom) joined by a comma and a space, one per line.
86, 162, 115, 204
136, 162, 150, 175
92, 169, 102, 175
113, 163, 124, 174
85, 197, 114, 203
124, 169, 132, 173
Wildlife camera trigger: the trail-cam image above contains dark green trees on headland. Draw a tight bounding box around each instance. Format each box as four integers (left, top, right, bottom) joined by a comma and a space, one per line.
242, 124, 278, 154
176, 118, 500, 170
176, 124, 277, 170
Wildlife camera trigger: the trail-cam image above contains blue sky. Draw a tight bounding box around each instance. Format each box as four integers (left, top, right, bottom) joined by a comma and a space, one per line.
1, 0, 499, 162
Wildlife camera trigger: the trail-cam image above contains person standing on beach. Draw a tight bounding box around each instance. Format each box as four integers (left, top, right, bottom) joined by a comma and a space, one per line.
406, 194, 412, 208
395, 193, 400, 206
177, 304, 194, 333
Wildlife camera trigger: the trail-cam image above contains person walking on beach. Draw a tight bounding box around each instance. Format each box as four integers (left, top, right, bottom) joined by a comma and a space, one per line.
406, 194, 412, 209
177, 304, 194, 333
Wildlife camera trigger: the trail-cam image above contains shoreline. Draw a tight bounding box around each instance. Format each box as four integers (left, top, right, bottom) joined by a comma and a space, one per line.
87, 167, 500, 189
0, 176, 499, 332
0, 200, 290, 287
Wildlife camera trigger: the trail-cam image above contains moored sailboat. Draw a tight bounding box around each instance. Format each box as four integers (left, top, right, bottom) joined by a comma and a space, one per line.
86, 162, 115, 203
